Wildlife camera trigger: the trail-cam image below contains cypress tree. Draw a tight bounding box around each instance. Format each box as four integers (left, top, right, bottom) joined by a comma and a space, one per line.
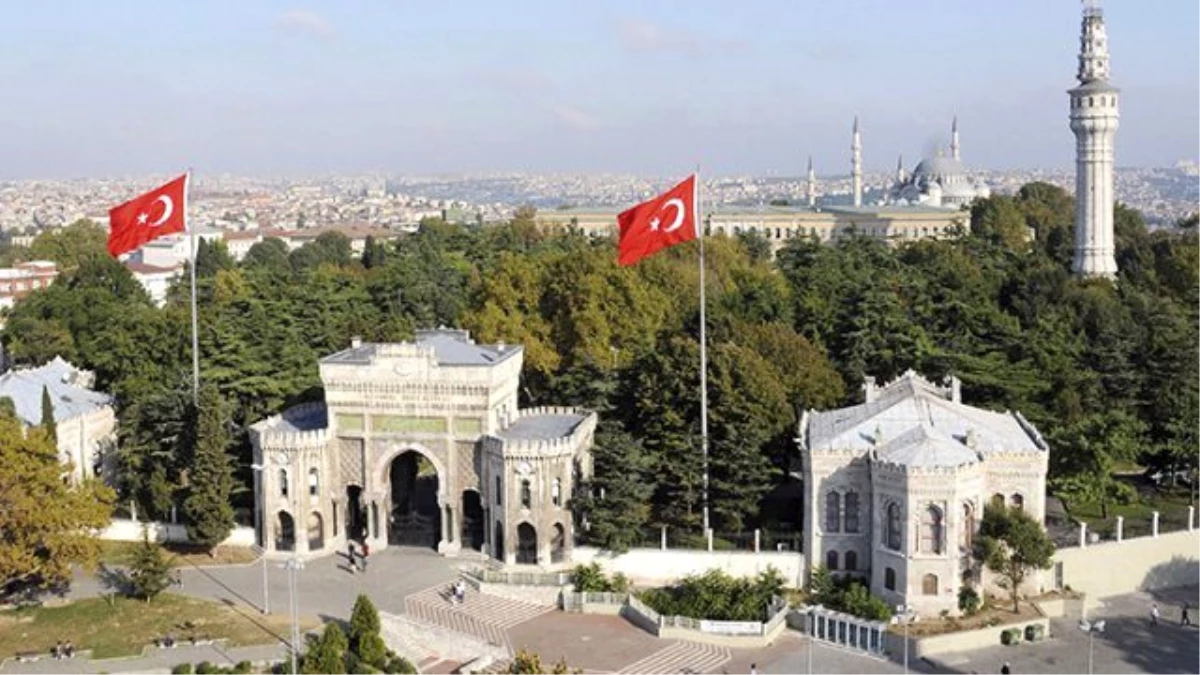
183, 385, 235, 552
40, 385, 57, 443
348, 594, 386, 668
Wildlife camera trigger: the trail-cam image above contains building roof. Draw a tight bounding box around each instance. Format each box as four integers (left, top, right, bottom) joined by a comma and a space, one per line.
264, 403, 328, 433
124, 261, 181, 275
804, 371, 1045, 461
874, 424, 981, 468
912, 155, 967, 180
320, 329, 522, 367
0, 356, 112, 425
497, 412, 589, 441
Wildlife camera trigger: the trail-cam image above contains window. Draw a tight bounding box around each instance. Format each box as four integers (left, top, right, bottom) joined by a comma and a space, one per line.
921, 505, 943, 554
520, 480, 532, 509
279, 468, 289, 498
961, 503, 975, 550
552, 478, 562, 507
844, 551, 858, 571
922, 574, 938, 596
991, 493, 1005, 510
825, 491, 841, 533
886, 503, 901, 550
1011, 493, 1024, 511
885, 567, 896, 591
308, 468, 319, 497
826, 550, 839, 570
844, 492, 860, 533
495, 476, 502, 505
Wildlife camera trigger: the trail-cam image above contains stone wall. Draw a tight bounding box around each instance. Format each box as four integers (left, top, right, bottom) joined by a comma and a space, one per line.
100, 518, 256, 547
1051, 529, 1199, 599
886, 616, 1051, 658
571, 547, 806, 588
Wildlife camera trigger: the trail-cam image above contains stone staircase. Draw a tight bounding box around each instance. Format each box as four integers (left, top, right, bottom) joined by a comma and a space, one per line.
403, 583, 554, 654
616, 640, 731, 674
379, 611, 507, 671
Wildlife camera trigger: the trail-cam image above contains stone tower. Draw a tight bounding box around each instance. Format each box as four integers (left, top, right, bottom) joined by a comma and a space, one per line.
1069, 0, 1119, 278
851, 116, 863, 207
950, 116, 961, 161
807, 156, 817, 207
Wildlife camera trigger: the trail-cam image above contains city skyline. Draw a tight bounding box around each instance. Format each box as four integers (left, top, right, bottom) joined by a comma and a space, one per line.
1, 0, 1197, 179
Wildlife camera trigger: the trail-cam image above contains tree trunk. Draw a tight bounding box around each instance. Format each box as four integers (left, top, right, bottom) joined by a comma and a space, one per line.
1101, 501, 1109, 520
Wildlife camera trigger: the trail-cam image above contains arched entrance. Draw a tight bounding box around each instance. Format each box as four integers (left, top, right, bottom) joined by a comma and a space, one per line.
276, 511, 295, 551
517, 523, 537, 565
462, 491, 484, 551
493, 521, 505, 562
550, 523, 566, 563
307, 512, 324, 550
346, 485, 366, 542
388, 450, 441, 549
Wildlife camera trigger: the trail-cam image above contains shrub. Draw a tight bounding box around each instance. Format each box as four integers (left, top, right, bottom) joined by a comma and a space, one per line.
572, 563, 609, 592
637, 567, 785, 622
1025, 623, 1046, 642
233, 662, 252, 675
172, 665, 194, 675
958, 586, 982, 616
805, 565, 892, 621
610, 572, 631, 594
383, 652, 417, 674
194, 662, 219, 675
1001, 628, 1022, 645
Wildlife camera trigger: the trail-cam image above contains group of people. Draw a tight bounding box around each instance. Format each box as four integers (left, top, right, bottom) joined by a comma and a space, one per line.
1150, 601, 1192, 627
52, 641, 76, 659
449, 579, 467, 605
346, 540, 370, 573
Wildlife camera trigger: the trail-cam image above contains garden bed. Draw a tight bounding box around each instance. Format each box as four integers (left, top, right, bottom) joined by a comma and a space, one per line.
894, 600, 1043, 638
100, 541, 259, 568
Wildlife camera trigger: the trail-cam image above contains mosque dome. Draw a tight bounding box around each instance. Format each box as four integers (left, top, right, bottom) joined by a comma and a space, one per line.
912, 155, 967, 183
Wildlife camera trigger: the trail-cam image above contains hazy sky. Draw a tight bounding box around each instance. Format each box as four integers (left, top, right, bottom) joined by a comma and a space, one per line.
2, 1, 1197, 179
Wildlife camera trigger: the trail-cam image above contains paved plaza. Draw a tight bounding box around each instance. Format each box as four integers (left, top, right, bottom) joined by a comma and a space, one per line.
5, 550, 1197, 674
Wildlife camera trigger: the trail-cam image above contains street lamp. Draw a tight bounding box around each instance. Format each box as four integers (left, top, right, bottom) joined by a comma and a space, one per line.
806, 608, 815, 675
284, 557, 306, 675
893, 605, 918, 675
250, 463, 269, 614
1078, 618, 1106, 675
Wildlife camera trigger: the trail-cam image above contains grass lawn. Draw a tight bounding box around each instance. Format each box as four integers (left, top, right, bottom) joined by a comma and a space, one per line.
99, 541, 259, 568
0, 593, 319, 660
1063, 481, 1196, 537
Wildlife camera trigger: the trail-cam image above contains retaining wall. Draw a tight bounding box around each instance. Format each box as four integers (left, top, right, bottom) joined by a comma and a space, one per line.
1052, 529, 1199, 599
886, 617, 1051, 658
571, 547, 805, 588
99, 519, 256, 547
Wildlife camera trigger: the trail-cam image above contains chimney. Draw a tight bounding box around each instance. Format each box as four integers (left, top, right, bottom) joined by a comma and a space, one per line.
863, 375, 877, 403
350, 336, 362, 349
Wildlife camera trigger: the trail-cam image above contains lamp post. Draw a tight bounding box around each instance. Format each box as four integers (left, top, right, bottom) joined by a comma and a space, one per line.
1079, 618, 1106, 675
806, 608, 814, 675
285, 557, 305, 675
250, 463, 269, 614
893, 605, 917, 675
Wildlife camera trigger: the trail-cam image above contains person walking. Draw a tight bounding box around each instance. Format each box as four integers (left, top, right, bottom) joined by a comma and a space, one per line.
1182, 601, 1192, 627
1151, 602, 1160, 627
1001, 662, 1011, 674
360, 541, 370, 573
346, 540, 356, 574
749, 663, 758, 675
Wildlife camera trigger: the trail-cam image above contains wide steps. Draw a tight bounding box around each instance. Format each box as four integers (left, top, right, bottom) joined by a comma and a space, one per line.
404, 584, 553, 652
616, 640, 731, 674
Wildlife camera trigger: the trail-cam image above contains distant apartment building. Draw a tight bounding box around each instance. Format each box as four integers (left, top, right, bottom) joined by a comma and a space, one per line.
224, 230, 264, 261
0, 261, 59, 311
124, 261, 181, 307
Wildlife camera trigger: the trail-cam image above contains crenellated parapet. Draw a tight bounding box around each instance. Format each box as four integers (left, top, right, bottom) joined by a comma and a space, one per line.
249, 402, 330, 451
483, 408, 597, 460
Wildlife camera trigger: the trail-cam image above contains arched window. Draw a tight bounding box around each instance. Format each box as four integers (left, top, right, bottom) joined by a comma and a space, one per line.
922, 574, 938, 596
552, 478, 562, 507
961, 503, 975, 550
279, 468, 289, 498
886, 503, 901, 550
921, 505, 943, 554
844, 492, 860, 533
885, 567, 896, 591
826, 550, 839, 571
495, 476, 502, 505
520, 480, 532, 509
825, 491, 841, 533
1011, 493, 1024, 511
1088, 96, 1094, 106
844, 550, 858, 571
308, 468, 319, 497
991, 493, 1005, 510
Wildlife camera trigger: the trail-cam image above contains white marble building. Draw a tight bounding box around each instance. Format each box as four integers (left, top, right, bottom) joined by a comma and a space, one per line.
887, 118, 992, 209
798, 371, 1049, 616
250, 329, 596, 565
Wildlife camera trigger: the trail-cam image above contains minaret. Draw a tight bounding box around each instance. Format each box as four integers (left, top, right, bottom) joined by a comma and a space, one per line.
950, 116, 961, 161
806, 156, 816, 207
1070, 0, 1119, 278
895, 154, 905, 183
851, 116, 863, 207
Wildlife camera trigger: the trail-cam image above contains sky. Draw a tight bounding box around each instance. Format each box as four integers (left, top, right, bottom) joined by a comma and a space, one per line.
1, 1, 1197, 179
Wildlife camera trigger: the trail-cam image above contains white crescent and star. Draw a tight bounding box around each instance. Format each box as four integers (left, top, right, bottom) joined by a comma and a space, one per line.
648, 197, 687, 233
136, 195, 175, 228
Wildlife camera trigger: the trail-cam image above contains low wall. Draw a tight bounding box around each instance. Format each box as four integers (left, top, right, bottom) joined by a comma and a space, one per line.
476, 581, 562, 607
887, 617, 1052, 659
658, 618, 786, 648
1052, 529, 1199, 599
572, 547, 805, 588
100, 519, 256, 548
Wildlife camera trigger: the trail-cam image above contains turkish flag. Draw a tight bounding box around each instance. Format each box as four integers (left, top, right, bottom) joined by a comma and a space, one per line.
107, 174, 189, 257
617, 174, 698, 266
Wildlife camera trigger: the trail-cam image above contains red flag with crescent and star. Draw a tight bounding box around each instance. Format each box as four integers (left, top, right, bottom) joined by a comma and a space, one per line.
617, 174, 697, 266
107, 173, 189, 257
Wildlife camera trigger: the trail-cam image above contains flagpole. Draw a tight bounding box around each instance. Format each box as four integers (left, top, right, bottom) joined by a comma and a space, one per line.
696, 167, 710, 534
186, 169, 200, 405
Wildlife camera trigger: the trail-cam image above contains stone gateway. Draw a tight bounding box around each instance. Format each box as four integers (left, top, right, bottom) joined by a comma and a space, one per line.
250, 329, 596, 566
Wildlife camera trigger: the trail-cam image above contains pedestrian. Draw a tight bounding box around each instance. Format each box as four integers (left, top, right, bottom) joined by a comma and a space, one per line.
53, 641, 63, 660
1001, 662, 1011, 675
1183, 601, 1192, 627
457, 580, 466, 604
360, 541, 370, 572
346, 540, 356, 573
749, 663, 758, 675
64, 641, 74, 659
1151, 602, 1160, 627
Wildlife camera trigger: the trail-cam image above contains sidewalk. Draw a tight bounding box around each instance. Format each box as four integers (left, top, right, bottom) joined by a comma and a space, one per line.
0, 642, 288, 675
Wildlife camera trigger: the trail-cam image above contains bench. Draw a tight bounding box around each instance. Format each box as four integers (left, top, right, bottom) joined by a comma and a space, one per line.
15, 651, 41, 663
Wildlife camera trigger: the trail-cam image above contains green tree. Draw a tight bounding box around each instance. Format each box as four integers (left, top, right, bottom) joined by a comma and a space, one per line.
506, 648, 577, 674
128, 530, 173, 601
194, 239, 236, 278
1049, 410, 1145, 518
570, 424, 655, 552
0, 411, 113, 592
29, 219, 108, 268
40, 385, 57, 443
183, 386, 236, 552
302, 623, 348, 674
241, 237, 292, 275
290, 232, 354, 270
348, 594, 386, 669
975, 504, 1055, 612
970, 195, 1029, 250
